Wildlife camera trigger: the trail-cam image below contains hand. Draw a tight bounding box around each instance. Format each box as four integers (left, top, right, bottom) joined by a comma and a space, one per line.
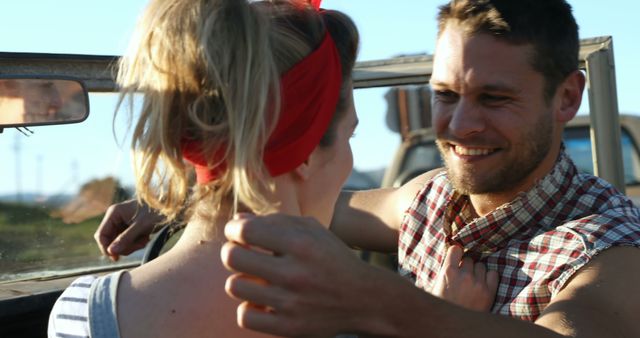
431, 245, 499, 311
221, 213, 399, 337
94, 199, 165, 261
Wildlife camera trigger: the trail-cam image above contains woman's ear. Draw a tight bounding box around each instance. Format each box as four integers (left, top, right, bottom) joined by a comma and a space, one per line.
292, 144, 327, 181
554, 70, 586, 123
292, 158, 312, 181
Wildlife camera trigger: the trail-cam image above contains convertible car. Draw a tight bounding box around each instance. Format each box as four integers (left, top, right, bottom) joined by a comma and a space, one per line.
0, 35, 630, 337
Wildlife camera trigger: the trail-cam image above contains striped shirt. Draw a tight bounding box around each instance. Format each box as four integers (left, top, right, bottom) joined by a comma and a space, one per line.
398, 150, 640, 321
48, 271, 124, 338
48, 275, 95, 338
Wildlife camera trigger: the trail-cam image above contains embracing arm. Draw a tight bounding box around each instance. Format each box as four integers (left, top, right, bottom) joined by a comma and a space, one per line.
222, 214, 640, 337
533, 246, 640, 337
357, 246, 640, 337
330, 168, 443, 252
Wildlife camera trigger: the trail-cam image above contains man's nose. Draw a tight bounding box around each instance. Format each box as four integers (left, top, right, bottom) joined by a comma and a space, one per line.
448, 99, 485, 138
48, 91, 63, 114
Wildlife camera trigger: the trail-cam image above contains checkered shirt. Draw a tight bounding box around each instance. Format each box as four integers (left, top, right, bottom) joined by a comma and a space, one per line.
398, 150, 640, 321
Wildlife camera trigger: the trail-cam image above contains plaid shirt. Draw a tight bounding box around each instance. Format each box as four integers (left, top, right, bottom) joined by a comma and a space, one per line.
398, 150, 640, 321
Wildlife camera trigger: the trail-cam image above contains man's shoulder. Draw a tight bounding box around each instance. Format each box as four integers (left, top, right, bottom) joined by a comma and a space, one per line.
554, 168, 640, 226
420, 170, 451, 198
559, 170, 639, 219
509, 210, 640, 299
403, 170, 451, 205
557, 205, 640, 241
573, 171, 634, 205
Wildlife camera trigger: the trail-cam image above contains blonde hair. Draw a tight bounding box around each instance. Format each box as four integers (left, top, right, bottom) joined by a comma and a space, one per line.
117, 0, 358, 224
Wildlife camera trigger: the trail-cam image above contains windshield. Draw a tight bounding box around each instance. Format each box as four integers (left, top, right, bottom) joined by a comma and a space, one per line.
0, 83, 404, 283
0, 93, 142, 283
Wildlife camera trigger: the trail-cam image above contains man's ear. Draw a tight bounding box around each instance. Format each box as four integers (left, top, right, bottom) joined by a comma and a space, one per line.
554, 70, 586, 123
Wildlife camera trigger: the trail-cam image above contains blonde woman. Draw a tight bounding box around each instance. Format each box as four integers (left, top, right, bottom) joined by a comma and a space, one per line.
49, 1, 496, 337
49, 1, 358, 337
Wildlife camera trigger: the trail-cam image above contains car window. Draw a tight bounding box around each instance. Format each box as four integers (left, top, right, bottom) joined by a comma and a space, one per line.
0, 85, 404, 282
564, 126, 640, 185
0, 93, 141, 283
345, 86, 402, 190
396, 141, 442, 186
0, 83, 407, 282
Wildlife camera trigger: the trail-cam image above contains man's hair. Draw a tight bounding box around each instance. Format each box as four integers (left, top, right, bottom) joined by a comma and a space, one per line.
437, 0, 579, 102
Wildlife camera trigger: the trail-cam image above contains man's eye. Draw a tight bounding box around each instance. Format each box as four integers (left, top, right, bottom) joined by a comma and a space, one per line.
480, 94, 509, 104
434, 90, 458, 102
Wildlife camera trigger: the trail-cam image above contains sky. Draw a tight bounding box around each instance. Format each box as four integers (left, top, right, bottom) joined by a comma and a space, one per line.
0, 0, 639, 197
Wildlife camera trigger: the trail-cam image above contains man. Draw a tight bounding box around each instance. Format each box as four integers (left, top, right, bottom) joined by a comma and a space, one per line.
0, 79, 64, 124
221, 0, 640, 336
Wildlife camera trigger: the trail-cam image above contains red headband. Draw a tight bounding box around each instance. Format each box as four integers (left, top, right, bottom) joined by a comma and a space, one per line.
310, 0, 322, 10
182, 7, 342, 184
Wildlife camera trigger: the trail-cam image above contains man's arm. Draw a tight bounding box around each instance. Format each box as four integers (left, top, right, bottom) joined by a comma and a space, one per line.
221, 215, 640, 337
331, 168, 442, 252
94, 199, 165, 260
535, 246, 640, 337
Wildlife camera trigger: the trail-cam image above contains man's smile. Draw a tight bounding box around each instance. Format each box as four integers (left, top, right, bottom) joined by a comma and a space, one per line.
446, 143, 500, 162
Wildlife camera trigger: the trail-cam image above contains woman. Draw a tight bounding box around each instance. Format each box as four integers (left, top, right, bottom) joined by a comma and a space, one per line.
49, 1, 358, 337
49, 1, 495, 337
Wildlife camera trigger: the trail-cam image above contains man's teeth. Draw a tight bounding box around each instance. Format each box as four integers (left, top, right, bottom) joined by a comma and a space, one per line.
453, 145, 493, 156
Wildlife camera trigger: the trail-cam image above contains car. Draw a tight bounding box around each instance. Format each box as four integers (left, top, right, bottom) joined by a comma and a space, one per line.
0, 34, 629, 338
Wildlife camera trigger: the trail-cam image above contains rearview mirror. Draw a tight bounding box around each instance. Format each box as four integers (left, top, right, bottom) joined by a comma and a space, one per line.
0, 77, 89, 128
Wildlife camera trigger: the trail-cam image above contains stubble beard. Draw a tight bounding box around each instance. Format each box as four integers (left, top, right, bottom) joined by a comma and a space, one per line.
437, 112, 553, 195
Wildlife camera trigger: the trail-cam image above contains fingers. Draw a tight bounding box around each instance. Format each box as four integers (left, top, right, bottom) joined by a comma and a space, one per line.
443, 246, 491, 284
435, 245, 500, 311
225, 274, 283, 309
459, 257, 474, 275
443, 245, 474, 277
223, 213, 369, 337
94, 199, 163, 261
107, 220, 152, 256
224, 214, 287, 252
478, 268, 499, 311
225, 213, 321, 254
107, 236, 148, 262
94, 203, 129, 258
221, 241, 285, 284
237, 302, 287, 337
486, 269, 500, 293
443, 245, 464, 269
96, 233, 116, 259
474, 261, 486, 282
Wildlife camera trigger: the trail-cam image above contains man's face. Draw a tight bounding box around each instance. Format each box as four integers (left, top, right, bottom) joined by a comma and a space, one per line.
22, 80, 63, 123
431, 24, 559, 195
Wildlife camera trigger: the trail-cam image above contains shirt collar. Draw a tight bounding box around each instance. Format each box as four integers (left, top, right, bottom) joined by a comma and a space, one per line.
445, 147, 577, 256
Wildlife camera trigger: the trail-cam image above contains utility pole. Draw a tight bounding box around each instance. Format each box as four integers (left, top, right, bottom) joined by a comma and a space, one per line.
13, 132, 22, 202
71, 159, 79, 192
37, 154, 43, 199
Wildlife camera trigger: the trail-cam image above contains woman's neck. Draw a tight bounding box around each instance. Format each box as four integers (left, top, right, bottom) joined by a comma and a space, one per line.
177, 187, 302, 247
175, 200, 234, 248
